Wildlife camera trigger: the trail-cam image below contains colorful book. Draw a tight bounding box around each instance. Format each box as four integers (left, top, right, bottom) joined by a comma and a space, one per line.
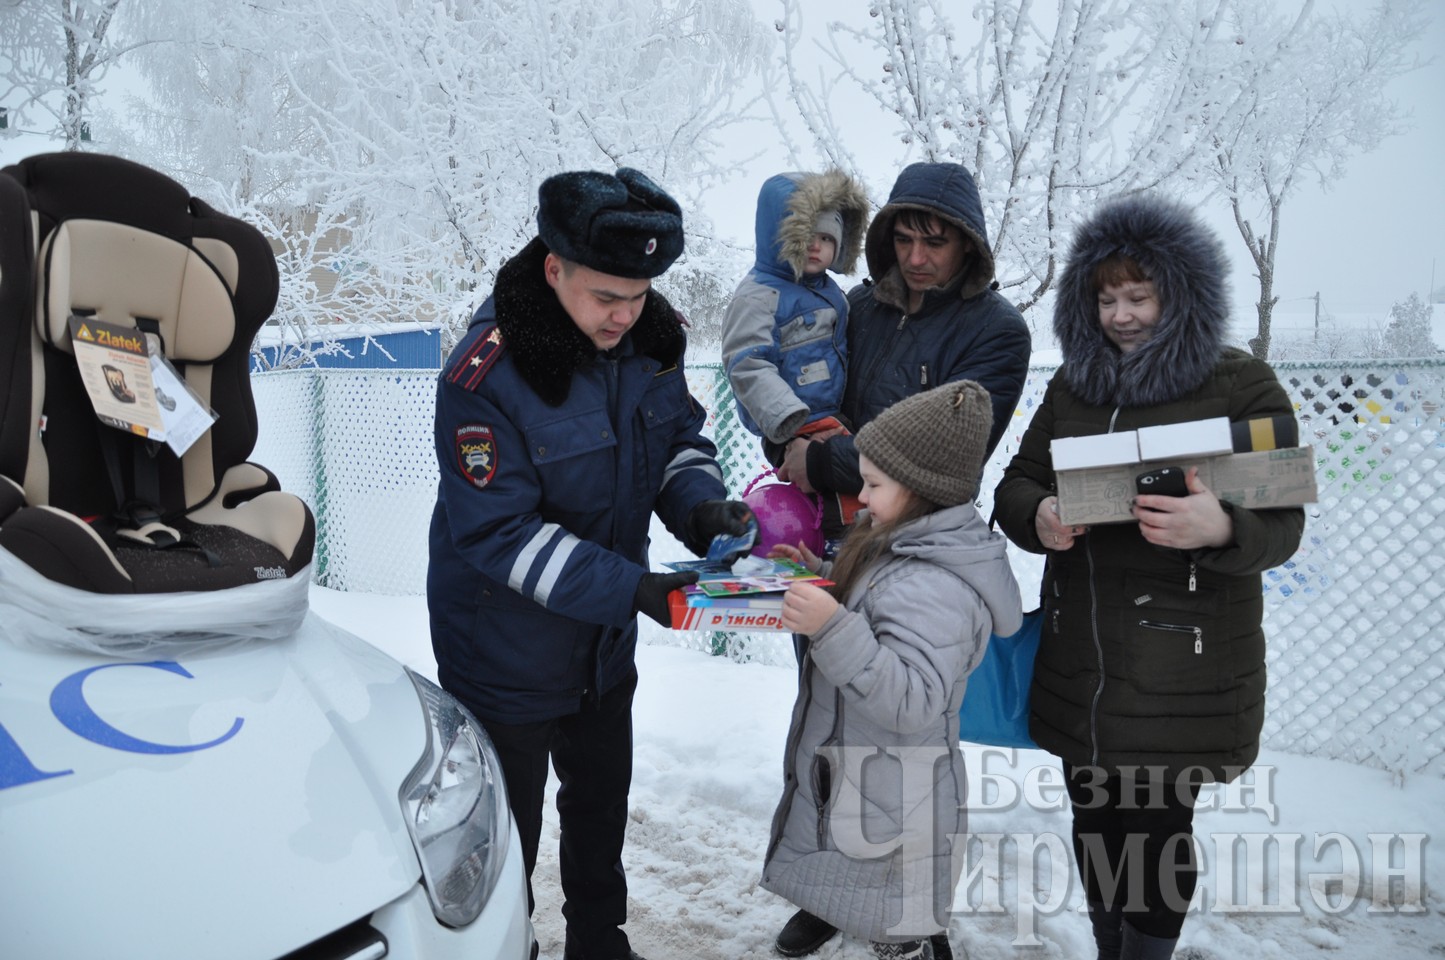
663, 557, 830, 597
668, 590, 789, 632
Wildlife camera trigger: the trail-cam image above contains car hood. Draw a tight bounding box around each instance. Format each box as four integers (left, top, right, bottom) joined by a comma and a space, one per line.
0, 612, 426, 960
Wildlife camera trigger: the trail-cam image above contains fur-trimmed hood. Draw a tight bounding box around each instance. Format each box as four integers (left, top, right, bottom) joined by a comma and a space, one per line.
752, 170, 871, 282
1054, 195, 1231, 408
483, 236, 686, 406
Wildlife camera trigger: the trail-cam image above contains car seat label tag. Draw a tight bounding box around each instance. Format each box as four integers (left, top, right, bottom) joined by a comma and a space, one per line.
145, 336, 217, 456
67, 316, 216, 455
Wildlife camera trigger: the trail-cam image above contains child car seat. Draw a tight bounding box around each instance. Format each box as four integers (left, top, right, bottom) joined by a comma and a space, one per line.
0, 152, 315, 594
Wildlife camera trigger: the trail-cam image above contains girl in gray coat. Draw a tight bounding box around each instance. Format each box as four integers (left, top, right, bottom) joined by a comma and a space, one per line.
763, 380, 1023, 960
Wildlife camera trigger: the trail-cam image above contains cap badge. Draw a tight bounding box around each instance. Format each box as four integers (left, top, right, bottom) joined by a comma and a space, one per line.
645, 238, 658, 255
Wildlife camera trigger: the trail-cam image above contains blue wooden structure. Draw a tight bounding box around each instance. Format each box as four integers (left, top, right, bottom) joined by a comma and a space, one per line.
251, 323, 443, 371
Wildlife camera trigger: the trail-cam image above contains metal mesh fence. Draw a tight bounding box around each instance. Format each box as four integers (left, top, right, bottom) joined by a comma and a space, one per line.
253, 371, 438, 594
252, 359, 1445, 777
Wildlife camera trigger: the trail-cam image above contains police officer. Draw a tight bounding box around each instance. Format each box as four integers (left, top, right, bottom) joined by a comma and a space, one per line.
427, 167, 753, 960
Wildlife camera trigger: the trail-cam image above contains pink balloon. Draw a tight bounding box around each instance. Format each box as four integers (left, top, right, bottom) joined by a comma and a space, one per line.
742, 482, 824, 557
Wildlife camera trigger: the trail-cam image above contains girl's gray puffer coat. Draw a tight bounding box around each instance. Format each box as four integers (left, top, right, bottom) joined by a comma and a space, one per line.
761, 504, 1022, 942
992, 195, 1306, 783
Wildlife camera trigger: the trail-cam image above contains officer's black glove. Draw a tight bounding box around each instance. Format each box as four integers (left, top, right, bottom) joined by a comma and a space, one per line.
634, 570, 700, 627
683, 499, 758, 559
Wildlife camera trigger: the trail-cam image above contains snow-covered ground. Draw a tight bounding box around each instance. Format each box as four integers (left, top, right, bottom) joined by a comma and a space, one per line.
310, 518, 1445, 960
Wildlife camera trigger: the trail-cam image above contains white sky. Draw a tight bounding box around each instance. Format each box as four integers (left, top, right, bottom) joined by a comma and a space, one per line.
699, 1, 1445, 334
1253, 4, 1445, 322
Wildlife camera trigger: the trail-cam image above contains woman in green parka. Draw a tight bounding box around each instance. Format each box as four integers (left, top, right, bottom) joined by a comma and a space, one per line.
993, 195, 1305, 960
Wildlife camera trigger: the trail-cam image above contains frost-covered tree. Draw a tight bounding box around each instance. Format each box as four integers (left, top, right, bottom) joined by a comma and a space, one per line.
768, 0, 1431, 351
1380, 292, 1439, 358
767, 0, 1257, 314
1186, 0, 1429, 360
110, 1, 404, 367
1271, 321, 1371, 362
0, 0, 129, 151
110, 1, 330, 207
110, 0, 767, 362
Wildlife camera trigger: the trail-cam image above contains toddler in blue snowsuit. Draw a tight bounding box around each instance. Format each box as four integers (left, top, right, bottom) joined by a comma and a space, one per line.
721, 169, 870, 455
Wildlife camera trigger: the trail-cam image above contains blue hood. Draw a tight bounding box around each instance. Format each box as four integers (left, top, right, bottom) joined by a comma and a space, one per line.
863, 161, 997, 299
751, 171, 871, 283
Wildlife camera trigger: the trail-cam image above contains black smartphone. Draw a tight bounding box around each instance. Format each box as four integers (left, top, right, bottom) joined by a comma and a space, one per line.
1136, 466, 1188, 497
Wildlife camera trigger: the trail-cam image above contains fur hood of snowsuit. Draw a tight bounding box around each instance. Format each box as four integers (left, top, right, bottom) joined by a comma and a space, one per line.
754, 170, 872, 282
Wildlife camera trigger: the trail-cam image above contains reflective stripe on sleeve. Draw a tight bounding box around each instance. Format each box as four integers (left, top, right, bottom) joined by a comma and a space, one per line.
509, 523, 560, 594
508, 522, 583, 608
533, 535, 581, 607
662, 449, 723, 491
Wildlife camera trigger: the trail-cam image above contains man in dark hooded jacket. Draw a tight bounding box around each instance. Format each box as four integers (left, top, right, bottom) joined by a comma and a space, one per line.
427, 167, 753, 960
778, 162, 1031, 553
772, 162, 1031, 957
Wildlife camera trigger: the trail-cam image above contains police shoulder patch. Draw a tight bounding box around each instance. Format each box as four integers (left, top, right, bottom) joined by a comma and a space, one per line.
455, 424, 498, 490
446, 323, 506, 392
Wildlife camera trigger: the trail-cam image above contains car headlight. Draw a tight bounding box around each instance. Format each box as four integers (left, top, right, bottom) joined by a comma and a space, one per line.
400, 668, 511, 927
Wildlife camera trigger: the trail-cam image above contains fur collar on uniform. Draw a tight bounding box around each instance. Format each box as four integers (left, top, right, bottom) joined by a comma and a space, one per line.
1053, 195, 1231, 409
492, 237, 686, 406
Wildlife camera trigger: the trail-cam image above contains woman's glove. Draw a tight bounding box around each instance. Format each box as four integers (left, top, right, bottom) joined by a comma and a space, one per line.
683, 500, 757, 558
634, 571, 699, 626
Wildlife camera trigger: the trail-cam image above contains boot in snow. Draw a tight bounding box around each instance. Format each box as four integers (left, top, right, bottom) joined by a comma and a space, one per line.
775, 910, 838, 957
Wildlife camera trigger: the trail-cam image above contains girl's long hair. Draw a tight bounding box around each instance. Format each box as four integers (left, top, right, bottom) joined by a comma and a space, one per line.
826, 492, 941, 600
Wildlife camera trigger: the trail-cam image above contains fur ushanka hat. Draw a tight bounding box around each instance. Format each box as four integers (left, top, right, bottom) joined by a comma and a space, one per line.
537, 167, 684, 279
855, 380, 993, 506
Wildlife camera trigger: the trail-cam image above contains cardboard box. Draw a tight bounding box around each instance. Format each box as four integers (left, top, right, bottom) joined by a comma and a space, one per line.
668, 589, 789, 632
1052, 419, 1317, 525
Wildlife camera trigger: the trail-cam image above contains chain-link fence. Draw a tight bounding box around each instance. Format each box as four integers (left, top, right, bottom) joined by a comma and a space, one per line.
254, 371, 437, 594
252, 359, 1445, 777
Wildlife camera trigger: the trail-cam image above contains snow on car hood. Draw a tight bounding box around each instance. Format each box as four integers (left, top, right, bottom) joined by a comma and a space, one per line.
0, 612, 427, 960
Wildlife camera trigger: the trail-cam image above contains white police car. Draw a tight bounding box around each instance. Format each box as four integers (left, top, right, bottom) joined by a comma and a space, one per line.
0, 559, 534, 960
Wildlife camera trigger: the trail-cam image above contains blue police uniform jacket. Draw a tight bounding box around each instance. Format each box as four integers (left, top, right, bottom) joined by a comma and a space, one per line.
427, 238, 727, 723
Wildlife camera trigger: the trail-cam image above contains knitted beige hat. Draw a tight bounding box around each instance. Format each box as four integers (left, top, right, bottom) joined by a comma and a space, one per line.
855, 380, 992, 506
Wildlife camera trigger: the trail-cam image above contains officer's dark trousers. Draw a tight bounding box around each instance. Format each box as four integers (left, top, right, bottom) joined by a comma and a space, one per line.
478, 669, 637, 959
